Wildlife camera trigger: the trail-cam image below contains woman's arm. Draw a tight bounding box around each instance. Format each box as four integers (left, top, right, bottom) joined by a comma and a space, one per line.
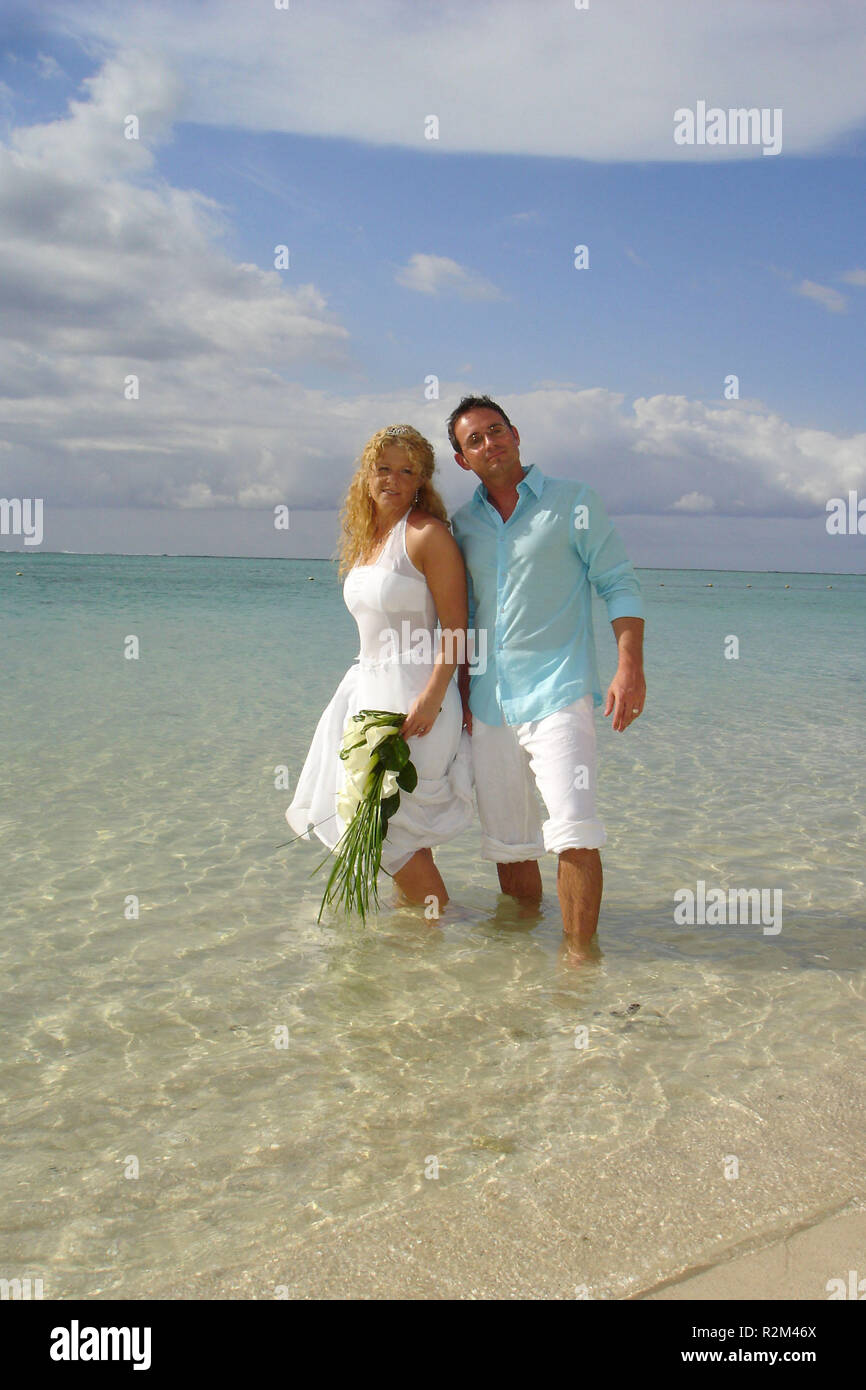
402, 516, 468, 738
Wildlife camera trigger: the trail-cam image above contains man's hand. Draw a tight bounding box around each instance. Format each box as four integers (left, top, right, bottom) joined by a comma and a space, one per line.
460, 696, 473, 735
604, 663, 646, 732
606, 616, 645, 731
458, 662, 473, 735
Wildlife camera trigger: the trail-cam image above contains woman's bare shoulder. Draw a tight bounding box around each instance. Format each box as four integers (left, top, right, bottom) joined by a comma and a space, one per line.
406, 508, 451, 536
405, 510, 462, 574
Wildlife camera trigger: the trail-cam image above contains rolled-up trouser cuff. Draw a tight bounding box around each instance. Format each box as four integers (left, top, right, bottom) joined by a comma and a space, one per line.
480, 833, 545, 864
542, 817, 606, 854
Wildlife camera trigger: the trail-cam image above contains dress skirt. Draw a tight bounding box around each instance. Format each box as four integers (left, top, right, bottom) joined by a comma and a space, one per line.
286, 658, 474, 876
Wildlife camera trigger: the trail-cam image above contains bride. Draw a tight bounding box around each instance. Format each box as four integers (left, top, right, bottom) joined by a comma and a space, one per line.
286, 424, 474, 911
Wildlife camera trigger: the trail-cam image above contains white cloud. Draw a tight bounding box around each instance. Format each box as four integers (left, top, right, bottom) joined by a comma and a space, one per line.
673, 491, 716, 513
0, 49, 352, 508
1, 48, 864, 526
395, 253, 503, 300
36, 52, 63, 80
793, 279, 848, 313
840, 267, 866, 286
493, 388, 866, 519
51, 0, 866, 161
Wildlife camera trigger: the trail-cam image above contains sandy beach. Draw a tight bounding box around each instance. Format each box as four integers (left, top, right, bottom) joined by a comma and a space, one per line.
642, 1205, 866, 1301
145, 1056, 865, 1301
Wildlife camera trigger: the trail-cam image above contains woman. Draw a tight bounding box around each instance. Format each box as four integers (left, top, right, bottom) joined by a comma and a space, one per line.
286, 424, 473, 911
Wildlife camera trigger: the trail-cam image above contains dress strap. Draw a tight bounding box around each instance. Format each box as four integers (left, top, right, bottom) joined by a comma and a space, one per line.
362, 509, 416, 571
385, 509, 410, 562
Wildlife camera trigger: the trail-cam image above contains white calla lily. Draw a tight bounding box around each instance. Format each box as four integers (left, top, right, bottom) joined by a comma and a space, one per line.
343, 741, 373, 778
365, 722, 401, 753
318, 710, 418, 925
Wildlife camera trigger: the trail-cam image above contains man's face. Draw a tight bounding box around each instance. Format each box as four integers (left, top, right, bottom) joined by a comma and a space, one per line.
453, 407, 522, 490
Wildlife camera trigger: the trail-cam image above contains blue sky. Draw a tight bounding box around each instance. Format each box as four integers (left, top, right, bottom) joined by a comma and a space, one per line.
1, 1, 865, 568
192, 134, 865, 425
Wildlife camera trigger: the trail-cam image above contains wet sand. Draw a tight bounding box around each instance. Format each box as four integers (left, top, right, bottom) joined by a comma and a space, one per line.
149, 1058, 865, 1300
641, 1204, 866, 1300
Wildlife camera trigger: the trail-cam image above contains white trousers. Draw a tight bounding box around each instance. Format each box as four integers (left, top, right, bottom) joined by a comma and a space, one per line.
470, 696, 607, 862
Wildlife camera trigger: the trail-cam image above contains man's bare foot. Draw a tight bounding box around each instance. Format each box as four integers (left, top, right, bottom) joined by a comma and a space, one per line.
559, 935, 602, 967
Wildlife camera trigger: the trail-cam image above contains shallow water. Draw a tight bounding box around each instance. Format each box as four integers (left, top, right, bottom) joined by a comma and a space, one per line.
2, 554, 864, 1297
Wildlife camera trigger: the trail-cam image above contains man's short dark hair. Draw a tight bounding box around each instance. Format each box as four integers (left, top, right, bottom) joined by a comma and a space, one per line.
446, 395, 515, 455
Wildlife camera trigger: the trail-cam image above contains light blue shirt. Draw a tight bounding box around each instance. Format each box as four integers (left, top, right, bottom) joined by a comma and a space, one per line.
451, 465, 644, 726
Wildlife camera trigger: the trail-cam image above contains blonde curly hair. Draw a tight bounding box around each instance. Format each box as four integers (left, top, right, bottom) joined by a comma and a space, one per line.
337, 424, 450, 578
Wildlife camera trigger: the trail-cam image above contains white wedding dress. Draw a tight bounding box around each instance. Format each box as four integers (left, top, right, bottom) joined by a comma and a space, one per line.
286, 511, 474, 876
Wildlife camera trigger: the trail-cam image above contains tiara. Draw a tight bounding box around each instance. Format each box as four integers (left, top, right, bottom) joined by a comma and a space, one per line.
384, 424, 413, 437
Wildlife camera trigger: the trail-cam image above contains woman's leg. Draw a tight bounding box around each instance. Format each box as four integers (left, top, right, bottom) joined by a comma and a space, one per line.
392, 848, 449, 910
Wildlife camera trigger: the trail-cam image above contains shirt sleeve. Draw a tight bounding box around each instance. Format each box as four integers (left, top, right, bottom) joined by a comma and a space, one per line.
465, 567, 476, 632
451, 513, 476, 630
572, 486, 645, 620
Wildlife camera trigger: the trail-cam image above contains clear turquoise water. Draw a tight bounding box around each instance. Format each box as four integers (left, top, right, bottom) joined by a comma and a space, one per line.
2, 553, 864, 1298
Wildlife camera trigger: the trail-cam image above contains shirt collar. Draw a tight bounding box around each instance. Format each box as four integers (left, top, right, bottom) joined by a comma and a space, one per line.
473, 463, 546, 507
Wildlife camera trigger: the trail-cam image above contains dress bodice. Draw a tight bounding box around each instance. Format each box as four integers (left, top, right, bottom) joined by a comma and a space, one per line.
343, 512, 437, 664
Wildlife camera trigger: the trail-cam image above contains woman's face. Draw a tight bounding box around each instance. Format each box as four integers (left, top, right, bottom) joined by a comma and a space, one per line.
367, 443, 420, 518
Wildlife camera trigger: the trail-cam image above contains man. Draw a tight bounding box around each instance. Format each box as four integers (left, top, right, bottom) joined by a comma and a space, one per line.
448, 395, 646, 957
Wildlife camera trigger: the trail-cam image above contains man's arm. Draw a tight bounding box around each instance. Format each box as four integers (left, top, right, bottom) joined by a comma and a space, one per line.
572, 487, 646, 732
606, 615, 645, 732
457, 661, 472, 734
573, 485, 644, 619
451, 513, 474, 733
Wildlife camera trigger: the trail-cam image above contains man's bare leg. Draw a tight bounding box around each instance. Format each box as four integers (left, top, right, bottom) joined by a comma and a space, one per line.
557, 848, 602, 950
393, 848, 448, 911
497, 860, 542, 902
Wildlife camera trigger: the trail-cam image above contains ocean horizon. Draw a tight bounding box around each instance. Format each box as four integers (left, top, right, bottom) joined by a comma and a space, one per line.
2, 548, 861, 575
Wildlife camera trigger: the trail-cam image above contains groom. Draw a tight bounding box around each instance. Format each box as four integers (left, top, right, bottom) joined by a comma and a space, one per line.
448, 395, 646, 955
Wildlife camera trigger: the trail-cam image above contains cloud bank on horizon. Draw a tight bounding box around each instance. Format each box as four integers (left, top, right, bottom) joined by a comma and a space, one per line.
0, 1, 864, 559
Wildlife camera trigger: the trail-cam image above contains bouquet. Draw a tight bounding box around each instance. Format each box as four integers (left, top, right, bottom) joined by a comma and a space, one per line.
316, 710, 417, 923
